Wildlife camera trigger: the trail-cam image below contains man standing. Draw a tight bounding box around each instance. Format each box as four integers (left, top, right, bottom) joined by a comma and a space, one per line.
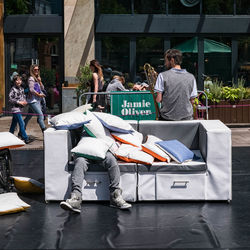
154, 49, 197, 121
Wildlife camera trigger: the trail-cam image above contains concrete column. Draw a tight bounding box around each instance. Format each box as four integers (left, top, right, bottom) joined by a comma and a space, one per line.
64, 0, 95, 83
0, 0, 4, 113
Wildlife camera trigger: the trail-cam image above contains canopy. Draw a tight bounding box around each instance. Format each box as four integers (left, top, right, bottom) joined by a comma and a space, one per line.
173, 37, 231, 53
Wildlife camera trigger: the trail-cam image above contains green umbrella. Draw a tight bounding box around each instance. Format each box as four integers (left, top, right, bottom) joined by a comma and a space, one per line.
173, 37, 231, 53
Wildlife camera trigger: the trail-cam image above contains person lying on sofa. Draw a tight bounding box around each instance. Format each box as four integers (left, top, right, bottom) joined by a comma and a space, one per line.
60, 127, 132, 213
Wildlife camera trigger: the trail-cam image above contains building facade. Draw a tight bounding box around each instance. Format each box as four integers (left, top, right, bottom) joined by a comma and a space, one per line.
0, 0, 250, 113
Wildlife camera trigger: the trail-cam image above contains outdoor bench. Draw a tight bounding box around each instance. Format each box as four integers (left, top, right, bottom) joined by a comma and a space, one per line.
44, 119, 231, 202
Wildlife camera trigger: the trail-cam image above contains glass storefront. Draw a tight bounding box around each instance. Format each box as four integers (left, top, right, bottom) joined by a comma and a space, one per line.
136, 37, 164, 82
6, 36, 61, 114
204, 37, 232, 84
238, 37, 250, 87
5, 0, 62, 15
168, 0, 200, 14
99, 0, 131, 14
203, 0, 233, 15
101, 36, 130, 81
134, 0, 166, 14
237, 0, 250, 15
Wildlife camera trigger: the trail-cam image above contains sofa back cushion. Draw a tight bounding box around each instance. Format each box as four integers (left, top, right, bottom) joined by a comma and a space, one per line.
138, 121, 200, 149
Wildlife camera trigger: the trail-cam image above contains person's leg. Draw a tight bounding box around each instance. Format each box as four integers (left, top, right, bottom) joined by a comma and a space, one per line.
102, 151, 120, 193
60, 156, 89, 213
9, 114, 18, 134
23, 105, 33, 129
102, 152, 132, 209
29, 102, 46, 131
15, 113, 28, 141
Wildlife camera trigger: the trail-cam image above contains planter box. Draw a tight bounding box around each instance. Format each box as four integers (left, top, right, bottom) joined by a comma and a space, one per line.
208, 99, 250, 123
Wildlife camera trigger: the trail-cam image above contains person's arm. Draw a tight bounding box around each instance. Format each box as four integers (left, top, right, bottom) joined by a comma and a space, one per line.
29, 77, 45, 98
92, 73, 98, 103
154, 73, 164, 103
37, 75, 45, 91
156, 92, 162, 103
190, 78, 198, 104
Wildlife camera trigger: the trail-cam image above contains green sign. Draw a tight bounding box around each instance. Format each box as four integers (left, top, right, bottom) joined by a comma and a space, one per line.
111, 91, 156, 120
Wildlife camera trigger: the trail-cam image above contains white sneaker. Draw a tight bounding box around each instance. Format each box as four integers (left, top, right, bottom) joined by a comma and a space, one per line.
110, 189, 132, 210
60, 193, 82, 213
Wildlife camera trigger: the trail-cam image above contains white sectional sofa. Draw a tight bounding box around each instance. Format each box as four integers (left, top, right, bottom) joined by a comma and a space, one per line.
44, 120, 231, 202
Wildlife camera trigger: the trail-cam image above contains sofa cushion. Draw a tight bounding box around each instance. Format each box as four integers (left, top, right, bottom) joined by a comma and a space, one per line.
84, 110, 106, 138
142, 135, 171, 162
155, 139, 194, 163
138, 150, 206, 173
0, 192, 30, 215
115, 144, 154, 165
93, 112, 134, 133
0, 132, 25, 150
50, 111, 90, 130
71, 137, 111, 160
111, 130, 143, 148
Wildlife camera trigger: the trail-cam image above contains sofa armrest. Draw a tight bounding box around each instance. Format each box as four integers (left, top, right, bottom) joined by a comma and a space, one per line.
199, 120, 232, 200
44, 128, 73, 201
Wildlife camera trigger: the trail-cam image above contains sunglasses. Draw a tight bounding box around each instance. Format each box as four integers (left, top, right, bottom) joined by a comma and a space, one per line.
33, 68, 39, 71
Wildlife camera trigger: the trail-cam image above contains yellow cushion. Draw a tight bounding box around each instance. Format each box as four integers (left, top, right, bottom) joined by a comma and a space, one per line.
0, 192, 30, 215
12, 176, 44, 194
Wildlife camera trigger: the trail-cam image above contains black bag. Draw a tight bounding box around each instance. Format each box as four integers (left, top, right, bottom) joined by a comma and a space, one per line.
0, 149, 14, 193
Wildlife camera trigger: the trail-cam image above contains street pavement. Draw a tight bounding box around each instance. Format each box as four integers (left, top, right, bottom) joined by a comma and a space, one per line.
0, 115, 249, 148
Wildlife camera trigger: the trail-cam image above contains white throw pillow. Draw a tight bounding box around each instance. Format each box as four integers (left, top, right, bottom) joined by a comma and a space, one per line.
111, 130, 143, 148
84, 110, 106, 138
72, 104, 92, 113
71, 137, 111, 160
115, 144, 154, 165
142, 135, 171, 162
0, 132, 25, 150
50, 111, 90, 130
93, 112, 134, 133
11, 176, 44, 194
0, 192, 30, 215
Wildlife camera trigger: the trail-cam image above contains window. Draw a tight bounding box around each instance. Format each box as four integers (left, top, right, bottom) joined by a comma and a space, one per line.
5, 0, 62, 15
101, 37, 130, 79
236, 0, 250, 15
204, 37, 232, 84
136, 37, 164, 82
203, 0, 233, 15
168, 0, 200, 14
99, 0, 131, 14
134, 0, 166, 14
238, 37, 250, 87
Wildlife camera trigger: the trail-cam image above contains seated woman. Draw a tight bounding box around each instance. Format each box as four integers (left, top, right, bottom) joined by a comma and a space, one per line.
106, 75, 128, 111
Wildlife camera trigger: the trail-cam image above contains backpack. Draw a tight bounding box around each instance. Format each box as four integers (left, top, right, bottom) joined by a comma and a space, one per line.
0, 149, 14, 193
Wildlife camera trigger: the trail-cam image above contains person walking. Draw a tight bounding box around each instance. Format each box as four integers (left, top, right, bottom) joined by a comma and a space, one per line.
23, 64, 46, 132
88, 60, 104, 110
9, 75, 32, 144
60, 128, 132, 213
154, 49, 198, 121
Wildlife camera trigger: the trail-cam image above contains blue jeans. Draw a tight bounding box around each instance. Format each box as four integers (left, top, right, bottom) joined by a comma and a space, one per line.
9, 113, 28, 140
24, 102, 46, 131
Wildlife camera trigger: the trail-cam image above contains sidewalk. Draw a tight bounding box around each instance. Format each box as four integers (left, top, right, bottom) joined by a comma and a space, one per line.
0, 115, 50, 149
0, 115, 250, 148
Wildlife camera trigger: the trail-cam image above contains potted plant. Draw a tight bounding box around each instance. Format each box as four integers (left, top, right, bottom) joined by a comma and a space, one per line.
204, 77, 250, 123
76, 64, 92, 105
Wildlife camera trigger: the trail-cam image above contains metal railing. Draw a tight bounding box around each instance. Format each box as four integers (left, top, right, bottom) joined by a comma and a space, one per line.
78, 90, 209, 120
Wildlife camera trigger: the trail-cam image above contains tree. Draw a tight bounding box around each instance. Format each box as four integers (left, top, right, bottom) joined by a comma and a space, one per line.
5, 0, 31, 15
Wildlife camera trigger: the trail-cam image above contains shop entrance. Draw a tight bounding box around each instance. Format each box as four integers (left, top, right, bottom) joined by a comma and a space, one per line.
5, 36, 63, 115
